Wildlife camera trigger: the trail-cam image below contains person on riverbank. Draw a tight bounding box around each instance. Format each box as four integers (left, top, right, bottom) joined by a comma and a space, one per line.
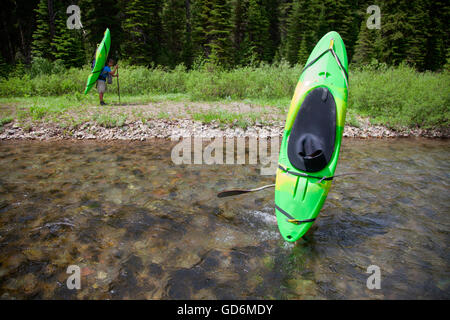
98, 58, 118, 106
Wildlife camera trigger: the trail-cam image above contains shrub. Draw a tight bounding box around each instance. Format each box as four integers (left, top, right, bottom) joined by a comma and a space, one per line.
0, 61, 448, 129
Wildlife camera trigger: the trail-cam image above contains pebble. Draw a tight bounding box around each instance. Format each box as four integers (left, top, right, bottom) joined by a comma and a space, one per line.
97, 271, 107, 280
0, 119, 448, 140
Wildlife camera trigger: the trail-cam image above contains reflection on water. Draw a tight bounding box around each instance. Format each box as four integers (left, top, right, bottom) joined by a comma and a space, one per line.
0, 138, 449, 299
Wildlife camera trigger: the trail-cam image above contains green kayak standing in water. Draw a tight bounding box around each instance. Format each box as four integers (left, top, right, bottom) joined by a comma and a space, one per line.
84, 28, 111, 95
274, 31, 349, 242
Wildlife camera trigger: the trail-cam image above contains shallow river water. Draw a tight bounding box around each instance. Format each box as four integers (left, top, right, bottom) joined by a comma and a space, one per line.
0, 138, 449, 299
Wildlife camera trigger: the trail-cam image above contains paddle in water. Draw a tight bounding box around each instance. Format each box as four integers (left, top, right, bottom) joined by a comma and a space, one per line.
217, 172, 359, 198
217, 184, 275, 198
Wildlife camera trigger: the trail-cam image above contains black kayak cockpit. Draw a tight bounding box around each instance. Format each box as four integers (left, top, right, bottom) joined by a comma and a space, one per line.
287, 87, 336, 173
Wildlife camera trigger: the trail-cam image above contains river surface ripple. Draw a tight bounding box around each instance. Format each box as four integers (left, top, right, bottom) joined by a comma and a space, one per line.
0, 138, 448, 299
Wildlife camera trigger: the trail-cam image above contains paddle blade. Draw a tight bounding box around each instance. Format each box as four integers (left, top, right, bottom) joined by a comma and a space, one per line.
217, 189, 252, 198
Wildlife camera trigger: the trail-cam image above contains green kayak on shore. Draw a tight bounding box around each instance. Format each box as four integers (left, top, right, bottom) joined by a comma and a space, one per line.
274, 31, 349, 242
84, 28, 111, 95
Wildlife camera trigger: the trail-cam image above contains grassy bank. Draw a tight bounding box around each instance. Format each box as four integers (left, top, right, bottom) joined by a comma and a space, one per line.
0, 63, 449, 130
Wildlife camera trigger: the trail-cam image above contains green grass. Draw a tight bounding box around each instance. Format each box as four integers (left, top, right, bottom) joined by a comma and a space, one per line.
349, 64, 450, 129
0, 116, 13, 127
0, 62, 448, 129
92, 112, 127, 128
346, 110, 361, 128
190, 110, 260, 129
6, 94, 90, 122
156, 111, 171, 119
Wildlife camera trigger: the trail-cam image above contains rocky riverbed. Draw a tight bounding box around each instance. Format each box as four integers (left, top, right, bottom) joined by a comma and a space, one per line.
0, 118, 448, 141
0, 139, 449, 299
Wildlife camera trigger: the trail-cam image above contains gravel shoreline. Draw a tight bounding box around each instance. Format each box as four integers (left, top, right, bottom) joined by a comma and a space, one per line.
0, 119, 448, 141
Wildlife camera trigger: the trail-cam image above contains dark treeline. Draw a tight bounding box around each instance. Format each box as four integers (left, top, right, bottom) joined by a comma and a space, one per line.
1, 0, 449, 75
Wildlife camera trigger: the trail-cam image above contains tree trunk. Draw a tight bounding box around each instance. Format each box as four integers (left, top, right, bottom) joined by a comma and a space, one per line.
185, 0, 191, 34
48, 0, 55, 39
0, 7, 14, 63
18, 20, 30, 64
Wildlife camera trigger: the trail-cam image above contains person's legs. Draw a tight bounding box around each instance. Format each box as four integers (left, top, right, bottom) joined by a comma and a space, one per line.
97, 80, 107, 105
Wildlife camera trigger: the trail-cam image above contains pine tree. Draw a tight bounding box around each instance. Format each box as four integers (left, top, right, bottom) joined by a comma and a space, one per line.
444, 48, 450, 72
286, 0, 312, 65
32, 0, 55, 60
80, 0, 122, 59
297, 37, 309, 66
162, 0, 187, 67
275, 0, 294, 62
245, 0, 270, 63
11, 0, 39, 64
352, 19, 377, 66
6, 0, 450, 71
365, 0, 450, 71
263, 0, 280, 63
378, 1, 413, 66
207, 0, 233, 66
311, 0, 328, 44
345, 0, 369, 62
0, 55, 10, 78
404, 1, 430, 71
32, 0, 84, 67
277, 0, 294, 42
122, 0, 162, 66
424, 0, 448, 71
231, 0, 246, 65
322, 0, 354, 49
192, 0, 213, 60
52, 17, 85, 68
182, 0, 194, 68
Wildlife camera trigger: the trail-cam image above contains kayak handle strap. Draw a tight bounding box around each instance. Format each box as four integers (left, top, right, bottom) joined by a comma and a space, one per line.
278, 164, 361, 183
278, 164, 333, 183
275, 204, 316, 225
